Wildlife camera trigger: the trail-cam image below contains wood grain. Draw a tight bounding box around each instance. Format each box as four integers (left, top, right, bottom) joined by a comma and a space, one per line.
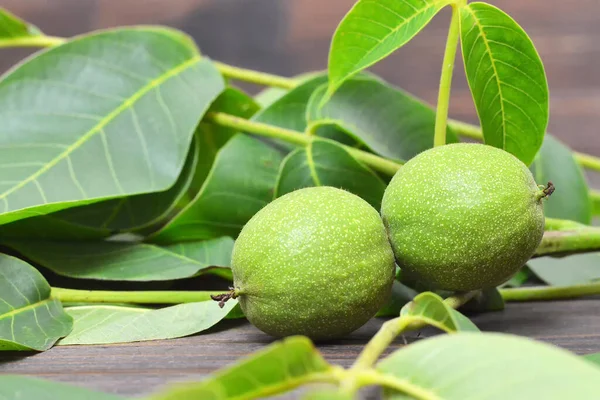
1, 300, 599, 397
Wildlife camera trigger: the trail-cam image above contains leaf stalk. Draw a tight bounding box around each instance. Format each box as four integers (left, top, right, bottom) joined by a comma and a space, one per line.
51, 288, 222, 304
500, 282, 600, 301
433, 4, 461, 147
0, 35, 65, 48
351, 291, 477, 370
204, 112, 402, 176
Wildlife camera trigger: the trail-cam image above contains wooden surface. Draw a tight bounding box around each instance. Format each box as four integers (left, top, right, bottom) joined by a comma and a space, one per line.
1, 299, 600, 397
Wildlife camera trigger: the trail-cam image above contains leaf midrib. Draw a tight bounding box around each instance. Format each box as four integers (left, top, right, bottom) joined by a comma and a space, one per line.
0, 54, 201, 203
464, 5, 507, 149
0, 298, 52, 320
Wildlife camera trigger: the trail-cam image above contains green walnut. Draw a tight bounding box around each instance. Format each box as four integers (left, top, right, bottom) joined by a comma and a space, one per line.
381, 143, 551, 292
215, 186, 396, 340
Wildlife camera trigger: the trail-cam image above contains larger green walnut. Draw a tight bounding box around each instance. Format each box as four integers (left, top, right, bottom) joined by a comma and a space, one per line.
381, 143, 548, 292
228, 186, 395, 340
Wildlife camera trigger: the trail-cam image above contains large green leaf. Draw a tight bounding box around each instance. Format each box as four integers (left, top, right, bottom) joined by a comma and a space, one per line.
59, 300, 237, 345
275, 139, 386, 208
0, 27, 224, 225
378, 332, 600, 399
460, 2, 548, 165
328, 0, 450, 93
0, 375, 124, 400
530, 135, 591, 224
307, 77, 458, 162
3, 84, 262, 240
0, 254, 72, 351
148, 134, 282, 244
150, 336, 331, 400
7, 237, 233, 281
400, 292, 479, 333
527, 253, 600, 286
0, 8, 42, 43
0, 133, 200, 240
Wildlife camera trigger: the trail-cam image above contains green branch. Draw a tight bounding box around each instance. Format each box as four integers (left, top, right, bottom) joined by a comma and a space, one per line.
544, 217, 587, 231
213, 61, 296, 89
351, 369, 441, 400
51, 288, 221, 304
535, 228, 600, 257
433, 5, 461, 147
447, 119, 600, 175
0, 35, 65, 48
500, 282, 600, 301
205, 112, 402, 176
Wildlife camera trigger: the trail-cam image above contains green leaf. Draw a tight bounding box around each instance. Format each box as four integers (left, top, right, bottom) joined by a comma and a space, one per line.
376, 280, 417, 317
0, 27, 224, 225
150, 336, 331, 400
253, 74, 327, 132
460, 2, 549, 165
254, 87, 288, 107
148, 134, 282, 244
307, 77, 458, 162
462, 287, 505, 312
400, 292, 479, 333
500, 266, 532, 288
378, 332, 600, 399
6, 237, 234, 281
528, 253, 600, 286
0, 254, 72, 351
584, 352, 600, 367
530, 135, 591, 224
328, 0, 450, 93
0, 8, 42, 41
526, 134, 594, 285
0, 375, 124, 400
0, 133, 201, 240
0, 86, 258, 240
186, 87, 260, 197
59, 300, 237, 345
275, 139, 386, 208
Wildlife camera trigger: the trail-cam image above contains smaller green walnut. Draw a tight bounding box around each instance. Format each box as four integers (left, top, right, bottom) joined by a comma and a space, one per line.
381, 143, 551, 292
215, 186, 396, 340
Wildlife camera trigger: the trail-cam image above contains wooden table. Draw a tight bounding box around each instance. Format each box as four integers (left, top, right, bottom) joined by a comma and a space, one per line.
1, 299, 599, 398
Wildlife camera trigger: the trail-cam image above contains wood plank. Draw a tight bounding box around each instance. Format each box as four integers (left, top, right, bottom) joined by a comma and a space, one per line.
1, 300, 599, 397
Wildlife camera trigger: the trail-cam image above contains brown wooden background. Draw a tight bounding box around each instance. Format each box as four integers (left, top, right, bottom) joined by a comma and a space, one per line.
0, 1, 600, 398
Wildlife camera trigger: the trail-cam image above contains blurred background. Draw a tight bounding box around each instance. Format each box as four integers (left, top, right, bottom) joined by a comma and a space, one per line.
1, 0, 598, 157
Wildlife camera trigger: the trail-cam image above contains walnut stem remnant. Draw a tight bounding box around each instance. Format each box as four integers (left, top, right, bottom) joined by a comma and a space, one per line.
211, 287, 239, 308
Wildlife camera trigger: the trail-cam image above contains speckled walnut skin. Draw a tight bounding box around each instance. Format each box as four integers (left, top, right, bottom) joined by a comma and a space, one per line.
232, 186, 396, 340
381, 143, 545, 292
